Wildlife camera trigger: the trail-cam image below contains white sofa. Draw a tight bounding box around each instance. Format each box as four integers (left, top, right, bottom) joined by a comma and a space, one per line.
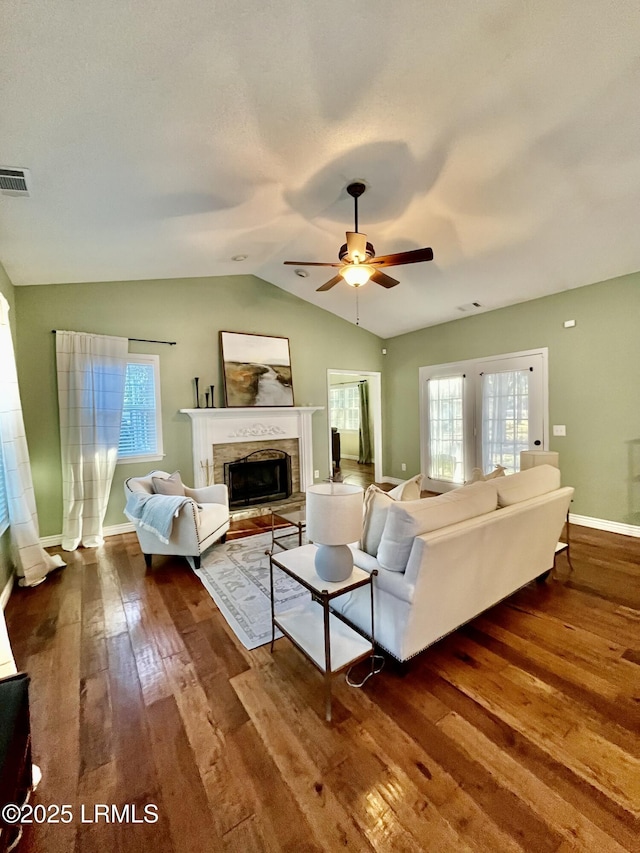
124, 471, 230, 569
333, 465, 573, 662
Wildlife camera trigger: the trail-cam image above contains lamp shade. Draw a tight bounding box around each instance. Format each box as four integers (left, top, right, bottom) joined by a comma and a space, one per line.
306, 483, 363, 545
520, 450, 559, 470
340, 264, 373, 287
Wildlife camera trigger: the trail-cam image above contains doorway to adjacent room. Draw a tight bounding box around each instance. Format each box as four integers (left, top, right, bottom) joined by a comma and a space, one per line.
326, 369, 382, 485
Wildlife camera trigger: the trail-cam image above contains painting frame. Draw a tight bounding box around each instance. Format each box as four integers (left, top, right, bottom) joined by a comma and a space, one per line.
220, 331, 295, 408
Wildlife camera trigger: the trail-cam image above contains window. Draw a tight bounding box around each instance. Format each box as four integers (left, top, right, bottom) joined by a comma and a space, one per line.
427, 375, 465, 484
481, 368, 531, 473
0, 441, 8, 536
117, 354, 163, 463
330, 384, 360, 431
420, 349, 548, 490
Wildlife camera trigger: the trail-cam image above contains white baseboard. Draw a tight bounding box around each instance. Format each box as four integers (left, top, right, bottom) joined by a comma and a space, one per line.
40, 521, 135, 549
1, 574, 14, 611
381, 475, 403, 486
38, 512, 639, 549
569, 513, 640, 538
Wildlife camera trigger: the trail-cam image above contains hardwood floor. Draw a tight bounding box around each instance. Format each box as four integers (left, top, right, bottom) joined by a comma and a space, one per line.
335, 459, 376, 489
4, 525, 639, 852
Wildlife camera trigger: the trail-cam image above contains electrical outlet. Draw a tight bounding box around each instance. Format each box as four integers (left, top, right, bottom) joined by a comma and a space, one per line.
314, 470, 320, 479
553, 425, 566, 437
401, 463, 407, 472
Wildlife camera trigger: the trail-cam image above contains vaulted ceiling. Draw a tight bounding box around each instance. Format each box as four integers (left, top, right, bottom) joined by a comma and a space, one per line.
1, 1, 639, 337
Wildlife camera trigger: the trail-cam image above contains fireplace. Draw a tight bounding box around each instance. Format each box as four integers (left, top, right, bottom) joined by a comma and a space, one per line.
224, 449, 292, 507
179, 406, 321, 490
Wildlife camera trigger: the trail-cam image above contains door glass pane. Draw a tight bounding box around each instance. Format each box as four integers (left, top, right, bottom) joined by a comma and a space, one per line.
481, 369, 529, 474
428, 376, 464, 483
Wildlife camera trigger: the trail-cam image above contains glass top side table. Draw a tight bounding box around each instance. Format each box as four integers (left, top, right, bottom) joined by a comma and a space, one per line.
271, 506, 306, 551
269, 544, 377, 722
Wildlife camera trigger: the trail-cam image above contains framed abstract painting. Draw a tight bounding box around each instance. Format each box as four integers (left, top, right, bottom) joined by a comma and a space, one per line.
220, 331, 294, 407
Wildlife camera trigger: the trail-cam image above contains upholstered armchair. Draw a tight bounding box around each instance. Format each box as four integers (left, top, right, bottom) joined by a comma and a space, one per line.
124, 471, 230, 569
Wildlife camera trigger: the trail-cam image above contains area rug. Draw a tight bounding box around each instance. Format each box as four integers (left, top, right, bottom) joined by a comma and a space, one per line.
195, 531, 310, 650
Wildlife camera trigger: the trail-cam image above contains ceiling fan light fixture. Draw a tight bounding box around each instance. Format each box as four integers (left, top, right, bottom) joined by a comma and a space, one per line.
341, 264, 373, 287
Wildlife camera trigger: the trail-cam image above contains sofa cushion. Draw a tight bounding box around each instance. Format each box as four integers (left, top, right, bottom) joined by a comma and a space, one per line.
387, 473, 424, 501
152, 471, 185, 496
377, 481, 498, 572
496, 464, 561, 507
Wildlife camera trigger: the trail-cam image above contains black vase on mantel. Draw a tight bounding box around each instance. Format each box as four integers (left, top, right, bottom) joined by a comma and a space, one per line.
209, 385, 215, 408
194, 377, 200, 408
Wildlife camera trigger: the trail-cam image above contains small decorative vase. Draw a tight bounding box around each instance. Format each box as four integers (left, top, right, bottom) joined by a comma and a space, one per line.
205, 390, 210, 408
210, 385, 215, 407
194, 377, 200, 408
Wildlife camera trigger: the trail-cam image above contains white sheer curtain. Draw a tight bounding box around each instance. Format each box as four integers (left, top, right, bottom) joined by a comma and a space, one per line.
0, 294, 65, 586
482, 369, 530, 474
56, 331, 128, 551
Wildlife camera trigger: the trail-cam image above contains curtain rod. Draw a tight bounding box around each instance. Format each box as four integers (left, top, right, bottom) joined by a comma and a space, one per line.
51, 331, 176, 346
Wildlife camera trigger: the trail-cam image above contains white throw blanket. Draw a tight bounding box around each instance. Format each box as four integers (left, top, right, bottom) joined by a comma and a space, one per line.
124, 492, 196, 544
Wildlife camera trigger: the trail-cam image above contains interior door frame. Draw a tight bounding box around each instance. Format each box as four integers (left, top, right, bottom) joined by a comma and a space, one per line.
419, 347, 549, 492
326, 369, 383, 483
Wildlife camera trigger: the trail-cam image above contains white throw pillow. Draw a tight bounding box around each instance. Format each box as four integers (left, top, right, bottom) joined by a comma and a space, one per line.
387, 473, 424, 501
496, 464, 560, 507
377, 481, 498, 573
360, 486, 394, 556
152, 471, 185, 496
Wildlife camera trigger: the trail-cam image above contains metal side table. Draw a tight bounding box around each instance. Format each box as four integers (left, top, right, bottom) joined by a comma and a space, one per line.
271, 507, 306, 551
269, 544, 377, 722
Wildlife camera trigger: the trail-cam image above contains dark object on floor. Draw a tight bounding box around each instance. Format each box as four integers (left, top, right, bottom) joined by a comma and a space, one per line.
331, 427, 341, 471
0, 672, 32, 853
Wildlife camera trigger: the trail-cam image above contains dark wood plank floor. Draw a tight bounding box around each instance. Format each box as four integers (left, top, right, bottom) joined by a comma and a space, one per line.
4, 524, 640, 852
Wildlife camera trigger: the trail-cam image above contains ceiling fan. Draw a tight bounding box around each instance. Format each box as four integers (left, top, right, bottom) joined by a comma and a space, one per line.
284, 182, 433, 291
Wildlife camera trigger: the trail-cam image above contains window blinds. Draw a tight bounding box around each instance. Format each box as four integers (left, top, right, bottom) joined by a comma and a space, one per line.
118, 362, 158, 458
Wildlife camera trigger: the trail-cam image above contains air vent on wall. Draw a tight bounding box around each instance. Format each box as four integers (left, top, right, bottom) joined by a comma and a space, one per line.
456, 301, 482, 313
0, 167, 31, 196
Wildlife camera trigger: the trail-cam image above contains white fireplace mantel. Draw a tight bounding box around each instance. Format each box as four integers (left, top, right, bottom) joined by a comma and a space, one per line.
179, 407, 324, 489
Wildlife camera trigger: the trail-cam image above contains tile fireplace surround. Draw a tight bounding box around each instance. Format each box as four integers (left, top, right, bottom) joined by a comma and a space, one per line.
179, 407, 323, 491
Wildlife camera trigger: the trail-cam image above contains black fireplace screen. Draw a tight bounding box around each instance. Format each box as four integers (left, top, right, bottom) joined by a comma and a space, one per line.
224, 449, 292, 507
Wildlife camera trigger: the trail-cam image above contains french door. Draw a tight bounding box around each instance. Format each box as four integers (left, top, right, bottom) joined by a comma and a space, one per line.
420, 349, 548, 492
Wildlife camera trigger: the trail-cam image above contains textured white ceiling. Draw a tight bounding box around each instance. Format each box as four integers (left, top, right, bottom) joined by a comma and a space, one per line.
1, 0, 639, 337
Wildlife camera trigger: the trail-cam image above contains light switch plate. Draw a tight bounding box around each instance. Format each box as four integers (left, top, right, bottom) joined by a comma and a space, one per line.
553, 425, 566, 436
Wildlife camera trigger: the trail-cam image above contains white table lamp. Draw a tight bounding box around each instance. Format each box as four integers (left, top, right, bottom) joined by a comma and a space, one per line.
306, 483, 363, 582
520, 450, 559, 470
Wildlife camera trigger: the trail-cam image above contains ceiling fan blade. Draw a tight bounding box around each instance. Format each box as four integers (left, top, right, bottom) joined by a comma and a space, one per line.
370, 247, 434, 267
370, 269, 400, 289
316, 274, 344, 292
346, 231, 368, 263
284, 261, 342, 267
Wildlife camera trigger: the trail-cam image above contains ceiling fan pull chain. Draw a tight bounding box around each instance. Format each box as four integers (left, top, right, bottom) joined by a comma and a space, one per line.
356, 289, 360, 326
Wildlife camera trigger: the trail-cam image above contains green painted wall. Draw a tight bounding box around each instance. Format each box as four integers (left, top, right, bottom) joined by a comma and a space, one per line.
382, 272, 640, 526
0, 263, 17, 593
14, 274, 383, 538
